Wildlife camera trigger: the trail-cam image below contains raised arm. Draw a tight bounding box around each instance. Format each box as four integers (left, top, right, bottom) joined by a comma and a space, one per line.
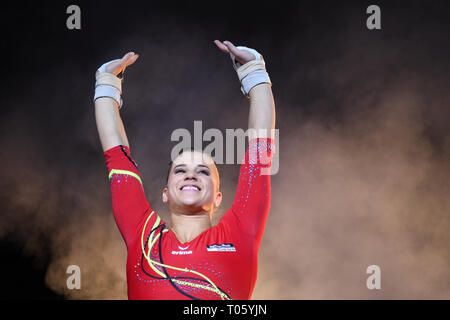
214, 40, 276, 243
94, 52, 139, 152
214, 40, 275, 138
94, 52, 162, 248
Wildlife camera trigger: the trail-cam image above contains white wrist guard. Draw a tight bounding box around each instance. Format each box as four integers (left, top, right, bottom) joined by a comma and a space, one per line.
93, 60, 123, 109
229, 46, 271, 97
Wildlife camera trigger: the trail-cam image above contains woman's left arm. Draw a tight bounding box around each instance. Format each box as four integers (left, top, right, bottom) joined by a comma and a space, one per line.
215, 40, 276, 243
248, 83, 275, 138
214, 40, 275, 138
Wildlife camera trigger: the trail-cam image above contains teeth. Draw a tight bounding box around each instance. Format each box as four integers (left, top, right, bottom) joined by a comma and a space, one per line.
181, 185, 200, 191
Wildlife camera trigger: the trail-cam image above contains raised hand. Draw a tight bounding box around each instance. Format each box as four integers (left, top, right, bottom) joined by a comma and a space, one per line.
214, 40, 256, 65
95, 52, 139, 78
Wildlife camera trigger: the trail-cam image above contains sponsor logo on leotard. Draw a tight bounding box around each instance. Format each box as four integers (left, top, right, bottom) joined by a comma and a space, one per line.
206, 243, 236, 252
172, 245, 192, 255
171, 250, 193, 255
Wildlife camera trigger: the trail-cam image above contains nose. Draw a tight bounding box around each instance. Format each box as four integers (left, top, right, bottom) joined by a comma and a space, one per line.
184, 172, 197, 181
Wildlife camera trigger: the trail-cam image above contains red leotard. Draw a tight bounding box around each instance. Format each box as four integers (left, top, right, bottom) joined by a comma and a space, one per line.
103, 138, 274, 300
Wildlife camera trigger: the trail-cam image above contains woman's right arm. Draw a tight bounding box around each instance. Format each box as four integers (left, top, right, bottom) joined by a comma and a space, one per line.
94, 52, 138, 152
95, 52, 164, 247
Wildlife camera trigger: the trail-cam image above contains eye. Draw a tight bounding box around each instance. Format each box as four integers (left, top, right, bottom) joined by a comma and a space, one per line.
174, 169, 185, 174
199, 170, 210, 176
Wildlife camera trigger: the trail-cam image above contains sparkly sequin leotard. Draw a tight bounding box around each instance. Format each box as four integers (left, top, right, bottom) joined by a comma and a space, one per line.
103, 138, 274, 300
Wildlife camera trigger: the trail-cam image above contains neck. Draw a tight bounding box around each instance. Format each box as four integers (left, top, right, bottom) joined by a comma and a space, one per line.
170, 210, 212, 244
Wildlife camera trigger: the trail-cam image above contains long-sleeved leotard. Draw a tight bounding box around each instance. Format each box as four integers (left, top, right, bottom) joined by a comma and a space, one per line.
103, 138, 274, 300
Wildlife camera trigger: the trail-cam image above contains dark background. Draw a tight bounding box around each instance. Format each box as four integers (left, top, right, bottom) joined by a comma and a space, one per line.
1, 0, 449, 299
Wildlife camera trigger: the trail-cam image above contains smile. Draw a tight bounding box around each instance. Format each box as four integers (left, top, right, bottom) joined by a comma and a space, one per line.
180, 184, 201, 191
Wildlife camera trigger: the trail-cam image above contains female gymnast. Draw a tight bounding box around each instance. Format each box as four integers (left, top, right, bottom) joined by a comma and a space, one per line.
94, 40, 276, 300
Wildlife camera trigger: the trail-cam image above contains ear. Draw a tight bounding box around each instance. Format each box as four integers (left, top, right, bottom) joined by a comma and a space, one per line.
214, 191, 223, 208
162, 187, 168, 203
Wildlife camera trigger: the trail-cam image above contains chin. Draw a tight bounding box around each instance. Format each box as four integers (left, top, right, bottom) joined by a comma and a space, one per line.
179, 197, 211, 211
177, 191, 204, 204
169, 191, 211, 212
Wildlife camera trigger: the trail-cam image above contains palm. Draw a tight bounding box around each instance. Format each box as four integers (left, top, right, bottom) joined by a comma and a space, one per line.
214, 40, 256, 64
96, 52, 139, 78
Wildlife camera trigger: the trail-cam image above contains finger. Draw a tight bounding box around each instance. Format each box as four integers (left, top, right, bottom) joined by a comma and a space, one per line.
119, 52, 134, 69
214, 40, 230, 54
121, 52, 135, 63
223, 41, 240, 56
125, 54, 139, 67
214, 40, 230, 53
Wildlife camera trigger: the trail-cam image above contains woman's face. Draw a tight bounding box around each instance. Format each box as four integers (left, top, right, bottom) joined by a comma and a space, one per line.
162, 151, 222, 214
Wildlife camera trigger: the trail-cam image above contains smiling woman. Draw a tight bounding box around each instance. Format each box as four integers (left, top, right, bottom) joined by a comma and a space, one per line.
163, 150, 223, 243
95, 40, 276, 300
